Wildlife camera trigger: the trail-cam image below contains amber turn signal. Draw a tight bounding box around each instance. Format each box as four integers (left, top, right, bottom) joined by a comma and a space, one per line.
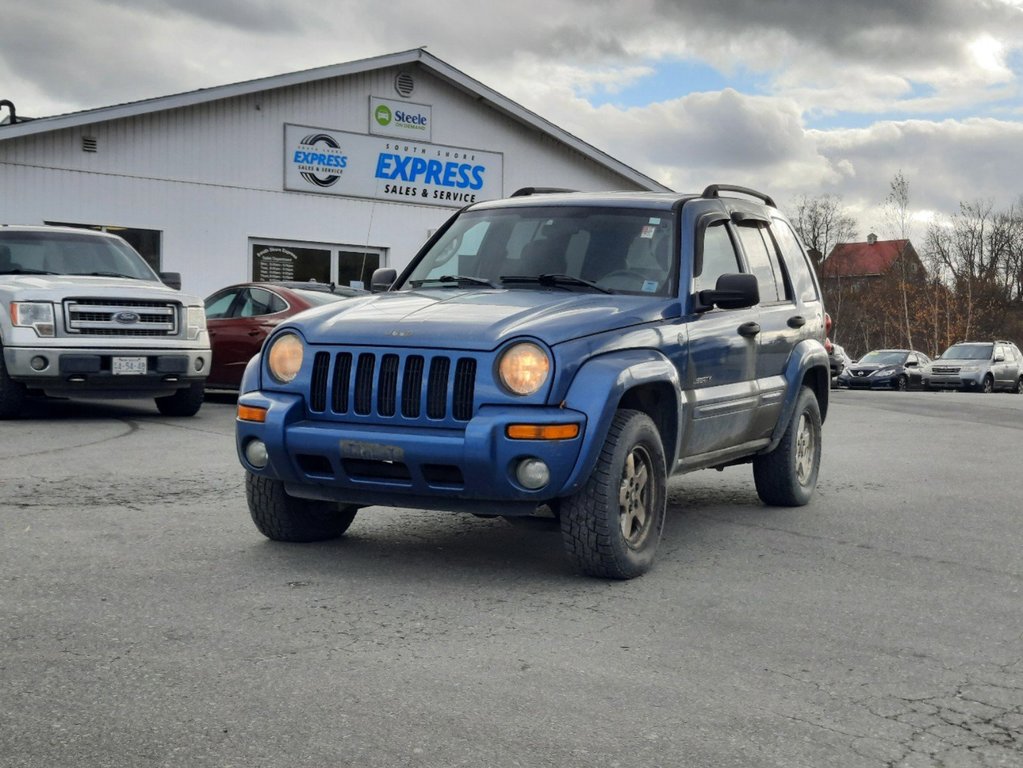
237, 404, 268, 423
506, 423, 579, 440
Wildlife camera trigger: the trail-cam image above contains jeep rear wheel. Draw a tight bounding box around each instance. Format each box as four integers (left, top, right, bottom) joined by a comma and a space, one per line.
0, 346, 28, 419
560, 409, 667, 580
753, 386, 821, 507
245, 472, 358, 542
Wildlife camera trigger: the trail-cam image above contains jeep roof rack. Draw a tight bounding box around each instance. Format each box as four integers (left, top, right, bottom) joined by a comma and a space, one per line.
702, 184, 776, 209
510, 187, 578, 197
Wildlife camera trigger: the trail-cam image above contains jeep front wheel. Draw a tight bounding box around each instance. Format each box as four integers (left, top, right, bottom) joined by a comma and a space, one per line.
155, 382, 204, 417
560, 409, 667, 579
0, 346, 29, 419
753, 386, 822, 507
246, 472, 358, 542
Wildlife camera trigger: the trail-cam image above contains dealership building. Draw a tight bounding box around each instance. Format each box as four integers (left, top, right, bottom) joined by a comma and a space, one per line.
0, 49, 669, 297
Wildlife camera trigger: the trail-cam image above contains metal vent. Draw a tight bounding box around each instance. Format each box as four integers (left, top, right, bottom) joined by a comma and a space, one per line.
81, 136, 98, 153
394, 72, 415, 97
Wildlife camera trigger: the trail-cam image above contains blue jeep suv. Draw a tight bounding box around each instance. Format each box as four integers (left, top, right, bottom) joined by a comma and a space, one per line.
235, 185, 830, 578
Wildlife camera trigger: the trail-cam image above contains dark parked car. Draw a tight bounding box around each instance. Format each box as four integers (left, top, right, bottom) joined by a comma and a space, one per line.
837, 348, 931, 391
204, 282, 365, 389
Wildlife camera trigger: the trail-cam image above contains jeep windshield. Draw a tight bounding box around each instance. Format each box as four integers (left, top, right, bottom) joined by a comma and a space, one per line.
402, 205, 677, 297
0, 231, 159, 281
940, 343, 992, 360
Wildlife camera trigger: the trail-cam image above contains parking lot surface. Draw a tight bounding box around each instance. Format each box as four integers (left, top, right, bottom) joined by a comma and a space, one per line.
2, 391, 1021, 767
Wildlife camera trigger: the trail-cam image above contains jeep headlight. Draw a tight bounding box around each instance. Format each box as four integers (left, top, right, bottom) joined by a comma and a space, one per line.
267, 332, 304, 384
498, 342, 550, 396
11, 301, 55, 337
186, 306, 207, 340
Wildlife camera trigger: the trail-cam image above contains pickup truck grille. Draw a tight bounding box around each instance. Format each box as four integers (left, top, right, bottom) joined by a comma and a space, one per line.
309, 350, 477, 422
64, 299, 179, 336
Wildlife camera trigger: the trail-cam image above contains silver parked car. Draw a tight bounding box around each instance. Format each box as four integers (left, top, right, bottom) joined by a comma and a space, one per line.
922, 340, 1023, 393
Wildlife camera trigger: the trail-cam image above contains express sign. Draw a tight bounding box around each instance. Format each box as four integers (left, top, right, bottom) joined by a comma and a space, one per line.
284, 124, 504, 207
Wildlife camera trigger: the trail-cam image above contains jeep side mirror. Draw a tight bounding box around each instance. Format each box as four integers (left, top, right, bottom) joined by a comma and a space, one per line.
371, 268, 397, 292
159, 271, 182, 290
697, 273, 759, 310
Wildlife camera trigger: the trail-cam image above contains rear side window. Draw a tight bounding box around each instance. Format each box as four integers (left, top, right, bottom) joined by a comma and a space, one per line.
770, 219, 820, 303
735, 223, 791, 303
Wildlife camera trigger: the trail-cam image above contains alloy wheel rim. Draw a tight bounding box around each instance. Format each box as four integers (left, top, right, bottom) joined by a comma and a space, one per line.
794, 413, 815, 486
619, 447, 652, 545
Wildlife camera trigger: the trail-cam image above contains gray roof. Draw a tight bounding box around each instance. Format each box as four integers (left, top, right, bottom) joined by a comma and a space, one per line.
0, 49, 671, 193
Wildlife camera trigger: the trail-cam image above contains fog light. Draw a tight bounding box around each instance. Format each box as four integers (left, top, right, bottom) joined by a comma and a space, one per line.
515, 458, 550, 490
244, 439, 269, 469
30, 356, 49, 371
194, 357, 205, 371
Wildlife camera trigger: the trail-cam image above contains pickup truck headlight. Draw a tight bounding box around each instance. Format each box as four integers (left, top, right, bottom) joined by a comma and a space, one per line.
11, 302, 55, 337
498, 341, 550, 396
186, 306, 207, 340
266, 332, 304, 384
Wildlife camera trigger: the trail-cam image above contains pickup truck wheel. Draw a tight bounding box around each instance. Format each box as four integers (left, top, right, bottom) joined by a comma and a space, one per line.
154, 382, 204, 416
245, 472, 358, 542
0, 347, 29, 419
560, 409, 666, 579
753, 386, 821, 507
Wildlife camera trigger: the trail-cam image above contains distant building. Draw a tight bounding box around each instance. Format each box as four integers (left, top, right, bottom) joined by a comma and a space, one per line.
0, 49, 668, 297
821, 234, 927, 285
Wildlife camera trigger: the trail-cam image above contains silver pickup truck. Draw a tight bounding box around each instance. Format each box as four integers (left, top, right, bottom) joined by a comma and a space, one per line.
0, 225, 210, 417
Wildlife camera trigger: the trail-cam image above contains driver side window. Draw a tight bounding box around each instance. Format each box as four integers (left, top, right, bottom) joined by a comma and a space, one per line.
695, 222, 740, 293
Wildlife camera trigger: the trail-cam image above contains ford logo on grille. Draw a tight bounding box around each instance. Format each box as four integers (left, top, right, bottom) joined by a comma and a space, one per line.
114, 311, 141, 324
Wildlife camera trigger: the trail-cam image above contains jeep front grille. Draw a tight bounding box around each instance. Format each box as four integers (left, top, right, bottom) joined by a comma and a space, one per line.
309, 350, 477, 422
64, 299, 179, 336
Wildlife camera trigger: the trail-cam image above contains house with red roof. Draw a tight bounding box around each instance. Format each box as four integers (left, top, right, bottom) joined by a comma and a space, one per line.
821, 234, 926, 283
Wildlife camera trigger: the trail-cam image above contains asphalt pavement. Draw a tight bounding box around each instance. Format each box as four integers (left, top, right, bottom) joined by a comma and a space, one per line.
1, 390, 1021, 767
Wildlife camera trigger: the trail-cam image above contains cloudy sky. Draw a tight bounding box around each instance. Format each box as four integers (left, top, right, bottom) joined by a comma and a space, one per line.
3, 0, 1023, 236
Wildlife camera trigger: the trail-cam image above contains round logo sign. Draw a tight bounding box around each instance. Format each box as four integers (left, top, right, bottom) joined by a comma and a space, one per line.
375, 105, 392, 127
298, 133, 346, 188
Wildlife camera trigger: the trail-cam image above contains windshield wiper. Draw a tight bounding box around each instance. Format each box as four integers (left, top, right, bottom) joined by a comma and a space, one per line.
78, 271, 140, 279
501, 273, 612, 294
0, 267, 61, 275
409, 274, 496, 288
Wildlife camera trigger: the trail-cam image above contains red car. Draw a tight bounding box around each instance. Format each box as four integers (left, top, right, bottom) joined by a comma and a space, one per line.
204, 281, 365, 389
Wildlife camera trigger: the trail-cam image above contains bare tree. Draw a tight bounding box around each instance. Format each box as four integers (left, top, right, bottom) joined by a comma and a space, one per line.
882, 171, 915, 351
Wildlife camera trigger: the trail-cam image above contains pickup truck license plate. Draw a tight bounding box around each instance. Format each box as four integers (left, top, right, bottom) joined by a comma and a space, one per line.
112, 356, 147, 375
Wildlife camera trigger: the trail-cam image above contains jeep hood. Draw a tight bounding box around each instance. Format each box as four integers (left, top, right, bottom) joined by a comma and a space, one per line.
0, 274, 201, 304
291, 289, 677, 350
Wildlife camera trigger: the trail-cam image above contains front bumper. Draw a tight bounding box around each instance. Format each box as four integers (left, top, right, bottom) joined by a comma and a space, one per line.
236, 391, 587, 514
923, 370, 983, 390
3, 344, 210, 395
841, 373, 899, 390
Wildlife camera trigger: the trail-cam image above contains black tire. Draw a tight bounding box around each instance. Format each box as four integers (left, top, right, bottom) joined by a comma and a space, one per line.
980, 375, 994, 394
0, 346, 29, 419
245, 472, 358, 542
560, 409, 667, 580
1014, 377, 1023, 394
753, 386, 822, 507
895, 375, 908, 392
155, 382, 204, 416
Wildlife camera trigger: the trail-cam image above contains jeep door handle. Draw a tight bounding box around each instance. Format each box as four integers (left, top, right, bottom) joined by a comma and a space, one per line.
787, 315, 806, 328
738, 321, 761, 338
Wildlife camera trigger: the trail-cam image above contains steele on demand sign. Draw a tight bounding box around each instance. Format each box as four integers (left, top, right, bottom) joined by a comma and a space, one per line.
283, 124, 504, 207
370, 96, 432, 141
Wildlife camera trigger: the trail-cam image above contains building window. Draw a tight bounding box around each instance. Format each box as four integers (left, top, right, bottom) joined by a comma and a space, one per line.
250, 239, 386, 289
46, 222, 162, 272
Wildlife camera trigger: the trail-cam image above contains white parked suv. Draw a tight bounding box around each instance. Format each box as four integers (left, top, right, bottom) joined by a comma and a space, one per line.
0, 225, 211, 417
922, 340, 1023, 393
